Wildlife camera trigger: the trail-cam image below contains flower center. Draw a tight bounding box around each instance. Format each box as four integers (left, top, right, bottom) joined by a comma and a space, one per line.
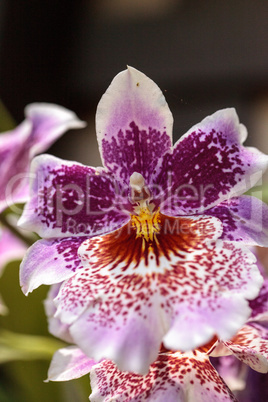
129, 172, 150, 204
129, 172, 160, 242
131, 206, 161, 242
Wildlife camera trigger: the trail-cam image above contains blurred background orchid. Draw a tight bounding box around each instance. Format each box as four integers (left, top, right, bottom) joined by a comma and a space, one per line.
0, 1, 268, 401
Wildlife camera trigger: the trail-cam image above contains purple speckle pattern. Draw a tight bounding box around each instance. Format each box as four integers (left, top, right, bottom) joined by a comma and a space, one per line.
102, 121, 171, 183
90, 350, 237, 402
20, 236, 87, 294
54, 219, 262, 373
155, 127, 255, 214
206, 196, 268, 246
221, 322, 268, 373
52, 237, 87, 272
207, 202, 238, 241
17, 70, 268, 392
23, 156, 130, 237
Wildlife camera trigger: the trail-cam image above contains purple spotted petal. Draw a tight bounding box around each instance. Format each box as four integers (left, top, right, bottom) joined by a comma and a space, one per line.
155, 109, 268, 215
211, 319, 268, 373
90, 350, 237, 402
69, 295, 165, 374
20, 236, 86, 295
0, 103, 85, 212
54, 215, 262, 374
47, 346, 95, 382
228, 323, 268, 373
206, 196, 268, 246
96, 66, 173, 184
18, 154, 130, 238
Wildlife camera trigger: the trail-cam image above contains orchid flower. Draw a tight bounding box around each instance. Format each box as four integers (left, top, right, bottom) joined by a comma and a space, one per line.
0, 103, 85, 312
45, 313, 268, 401
45, 269, 268, 401
0, 103, 85, 213
212, 264, 268, 401
19, 67, 268, 374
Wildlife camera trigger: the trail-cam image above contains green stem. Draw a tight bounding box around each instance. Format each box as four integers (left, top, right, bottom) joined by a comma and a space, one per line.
0, 213, 33, 247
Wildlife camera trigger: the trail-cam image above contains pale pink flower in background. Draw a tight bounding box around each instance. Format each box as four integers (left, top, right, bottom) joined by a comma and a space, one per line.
0, 103, 85, 312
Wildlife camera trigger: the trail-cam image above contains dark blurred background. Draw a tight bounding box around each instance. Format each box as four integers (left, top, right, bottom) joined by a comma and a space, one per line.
0, 1, 268, 401
1, 0, 268, 167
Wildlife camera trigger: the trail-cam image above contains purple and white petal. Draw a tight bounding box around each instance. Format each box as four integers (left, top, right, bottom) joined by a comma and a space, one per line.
68, 292, 165, 375
25, 103, 86, 157
0, 226, 27, 273
96, 66, 173, 184
54, 214, 262, 373
0, 121, 31, 212
44, 284, 73, 343
90, 350, 237, 402
156, 109, 268, 215
0, 104, 85, 212
47, 346, 95, 382
211, 322, 268, 373
249, 272, 268, 318
20, 236, 86, 295
206, 196, 268, 246
18, 154, 130, 238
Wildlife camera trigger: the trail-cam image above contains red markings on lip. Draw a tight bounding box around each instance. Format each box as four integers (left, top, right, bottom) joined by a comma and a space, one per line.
85, 214, 218, 272
197, 335, 218, 353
